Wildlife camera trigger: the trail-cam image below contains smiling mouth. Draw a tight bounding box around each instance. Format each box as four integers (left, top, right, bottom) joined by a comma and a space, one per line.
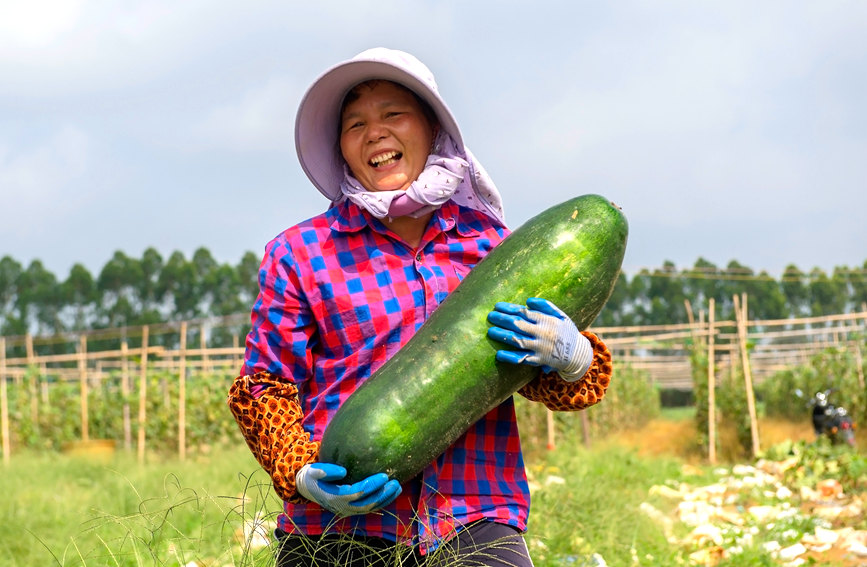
369, 151, 401, 168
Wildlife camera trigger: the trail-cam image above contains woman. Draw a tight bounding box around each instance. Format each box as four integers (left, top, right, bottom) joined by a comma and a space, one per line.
228, 47, 613, 567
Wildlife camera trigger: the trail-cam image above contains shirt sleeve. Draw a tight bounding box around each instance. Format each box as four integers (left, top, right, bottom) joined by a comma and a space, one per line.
517, 331, 613, 411
232, 239, 324, 503
241, 238, 317, 382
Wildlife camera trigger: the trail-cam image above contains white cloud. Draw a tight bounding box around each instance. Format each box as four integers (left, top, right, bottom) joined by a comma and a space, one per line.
192, 76, 299, 152
0, 126, 92, 237
0, 0, 83, 49
505, 2, 866, 223
1, 1, 865, 278
0, 1, 250, 96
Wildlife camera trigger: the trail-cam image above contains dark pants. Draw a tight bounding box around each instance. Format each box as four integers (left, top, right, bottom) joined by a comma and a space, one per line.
275, 520, 534, 567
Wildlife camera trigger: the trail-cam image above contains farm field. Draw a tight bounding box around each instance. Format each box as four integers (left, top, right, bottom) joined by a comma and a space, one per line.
3, 410, 867, 566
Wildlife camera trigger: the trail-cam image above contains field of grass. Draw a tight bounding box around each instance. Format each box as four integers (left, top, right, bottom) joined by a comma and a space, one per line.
2, 411, 862, 566
0, 446, 281, 566
1, 435, 698, 566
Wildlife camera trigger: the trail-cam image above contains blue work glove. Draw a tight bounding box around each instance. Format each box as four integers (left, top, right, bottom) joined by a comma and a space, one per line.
295, 463, 401, 516
487, 297, 593, 381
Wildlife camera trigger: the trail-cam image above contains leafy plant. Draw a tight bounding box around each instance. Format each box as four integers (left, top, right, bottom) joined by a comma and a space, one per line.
515, 362, 660, 455
759, 345, 866, 427
5, 366, 238, 455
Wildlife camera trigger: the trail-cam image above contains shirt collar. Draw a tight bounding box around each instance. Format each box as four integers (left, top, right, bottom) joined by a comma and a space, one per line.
329, 199, 501, 237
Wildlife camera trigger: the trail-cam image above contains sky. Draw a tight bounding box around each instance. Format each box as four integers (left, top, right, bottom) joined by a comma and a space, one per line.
1, 0, 866, 282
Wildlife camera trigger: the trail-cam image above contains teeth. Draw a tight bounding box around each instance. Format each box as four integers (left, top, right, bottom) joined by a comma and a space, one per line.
370, 151, 400, 167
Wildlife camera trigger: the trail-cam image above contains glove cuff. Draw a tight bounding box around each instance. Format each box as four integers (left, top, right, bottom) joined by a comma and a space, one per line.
294, 464, 317, 503
518, 331, 613, 411
558, 331, 594, 381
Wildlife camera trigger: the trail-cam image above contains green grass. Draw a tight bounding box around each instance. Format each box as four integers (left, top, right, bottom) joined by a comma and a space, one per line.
526, 441, 692, 566
660, 405, 697, 421
0, 446, 282, 566
0, 442, 697, 566
8, 438, 836, 566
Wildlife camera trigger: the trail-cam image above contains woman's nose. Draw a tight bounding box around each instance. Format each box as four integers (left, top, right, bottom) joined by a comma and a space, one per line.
365, 120, 388, 142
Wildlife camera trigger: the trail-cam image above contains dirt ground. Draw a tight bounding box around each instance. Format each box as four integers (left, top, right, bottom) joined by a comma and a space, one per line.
612, 415, 821, 462
613, 414, 867, 566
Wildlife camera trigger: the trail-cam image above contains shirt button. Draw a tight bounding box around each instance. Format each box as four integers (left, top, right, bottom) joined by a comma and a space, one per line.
415, 252, 422, 262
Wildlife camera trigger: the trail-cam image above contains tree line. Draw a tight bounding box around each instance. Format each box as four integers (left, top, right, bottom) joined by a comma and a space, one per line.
2, 250, 867, 338
0, 248, 261, 338
597, 259, 867, 327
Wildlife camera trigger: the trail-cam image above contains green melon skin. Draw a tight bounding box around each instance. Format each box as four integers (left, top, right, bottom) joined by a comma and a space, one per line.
318, 194, 629, 484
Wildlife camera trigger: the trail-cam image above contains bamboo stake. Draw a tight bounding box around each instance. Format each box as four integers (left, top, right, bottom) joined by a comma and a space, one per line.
200, 323, 210, 375
137, 326, 149, 464
545, 408, 556, 451
25, 334, 38, 426
1, 337, 9, 465
40, 374, 48, 404
29, 368, 38, 428
858, 312, 867, 391
707, 298, 717, 465
580, 411, 592, 448
78, 335, 89, 442
25, 333, 34, 364
855, 341, 865, 392
121, 340, 131, 451
684, 299, 705, 350
40, 363, 48, 404
178, 321, 188, 461
733, 293, 760, 457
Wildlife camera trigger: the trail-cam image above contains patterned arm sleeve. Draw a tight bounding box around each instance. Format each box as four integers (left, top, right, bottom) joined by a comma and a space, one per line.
517, 331, 613, 411
228, 372, 320, 503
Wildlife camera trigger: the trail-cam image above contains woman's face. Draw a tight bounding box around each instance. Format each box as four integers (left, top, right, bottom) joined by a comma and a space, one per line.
339, 81, 436, 193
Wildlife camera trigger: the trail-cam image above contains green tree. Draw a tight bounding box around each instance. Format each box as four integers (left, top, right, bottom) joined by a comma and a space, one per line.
236, 251, 261, 308
646, 261, 686, 324
0, 256, 24, 335
61, 263, 97, 330
191, 247, 218, 281
781, 264, 809, 317
720, 261, 787, 321
594, 271, 630, 327
749, 271, 788, 321
17, 260, 61, 335
206, 263, 245, 316
138, 247, 164, 316
190, 247, 219, 315
683, 257, 726, 311
627, 269, 652, 325
158, 251, 199, 319
97, 251, 144, 327
717, 260, 754, 320
849, 261, 867, 311
809, 267, 847, 316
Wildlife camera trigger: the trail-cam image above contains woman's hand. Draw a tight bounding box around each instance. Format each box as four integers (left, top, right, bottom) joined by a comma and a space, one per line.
487, 297, 593, 381
295, 463, 401, 516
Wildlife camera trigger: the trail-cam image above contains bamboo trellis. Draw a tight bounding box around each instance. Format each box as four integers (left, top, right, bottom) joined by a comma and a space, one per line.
596, 308, 867, 390
0, 313, 247, 465
1, 303, 866, 463
594, 299, 867, 461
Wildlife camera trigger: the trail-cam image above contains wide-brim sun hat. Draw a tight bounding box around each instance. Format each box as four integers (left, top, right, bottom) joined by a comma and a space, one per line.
295, 47, 464, 201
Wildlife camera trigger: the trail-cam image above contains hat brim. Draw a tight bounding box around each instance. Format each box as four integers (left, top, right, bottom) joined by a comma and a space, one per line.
295, 57, 463, 200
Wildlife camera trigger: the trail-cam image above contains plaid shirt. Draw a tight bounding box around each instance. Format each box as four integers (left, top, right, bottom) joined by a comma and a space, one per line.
242, 199, 529, 553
